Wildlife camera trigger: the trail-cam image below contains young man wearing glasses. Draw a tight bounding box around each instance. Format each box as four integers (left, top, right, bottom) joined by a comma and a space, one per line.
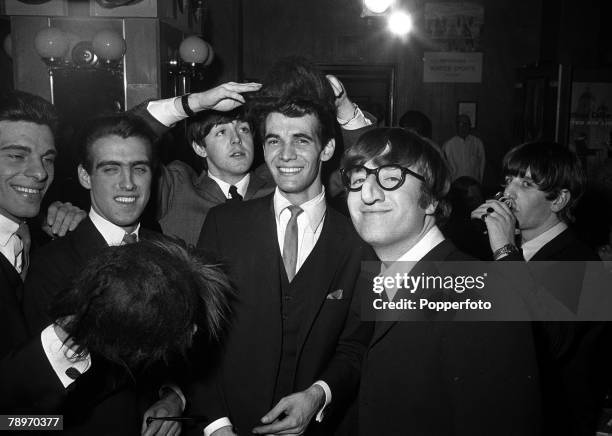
341, 128, 542, 435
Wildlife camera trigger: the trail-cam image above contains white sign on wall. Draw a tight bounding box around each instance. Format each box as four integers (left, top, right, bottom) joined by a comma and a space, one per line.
423, 52, 483, 83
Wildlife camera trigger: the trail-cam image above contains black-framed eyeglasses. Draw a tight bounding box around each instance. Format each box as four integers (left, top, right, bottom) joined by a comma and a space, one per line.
340, 164, 425, 191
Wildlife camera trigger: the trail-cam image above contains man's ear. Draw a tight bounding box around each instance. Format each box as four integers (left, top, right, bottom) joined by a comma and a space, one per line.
192, 141, 207, 159
319, 138, 335, 162
77, 165, 91, 190
551, 189, 571, 213
424, 200, 438, 215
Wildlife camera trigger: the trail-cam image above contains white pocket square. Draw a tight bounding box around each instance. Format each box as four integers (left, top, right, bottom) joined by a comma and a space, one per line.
326, 289, 343, 300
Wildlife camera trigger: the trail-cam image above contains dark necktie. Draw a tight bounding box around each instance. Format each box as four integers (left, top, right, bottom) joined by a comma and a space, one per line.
122, 232, 138, 245
15, 222, 31, 281
228, 185, 243, 202
282, 205, 303, 282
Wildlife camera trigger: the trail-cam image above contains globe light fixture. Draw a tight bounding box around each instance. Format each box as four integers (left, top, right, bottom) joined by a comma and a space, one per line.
92, 29, 126, 62
364, 0, 394, 14
34, 27, 69, 64
179, 35, 209, 65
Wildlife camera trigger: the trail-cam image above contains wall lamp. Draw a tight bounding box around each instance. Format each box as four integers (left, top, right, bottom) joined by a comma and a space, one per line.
34, 27, 126, 73
167, 35, 214, 95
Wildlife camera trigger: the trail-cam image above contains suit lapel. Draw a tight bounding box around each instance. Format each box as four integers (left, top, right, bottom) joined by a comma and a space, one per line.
295, 210, 348, 352
0, 254, 22, 293
529, 228, 571, 261
195, 172, 227, 204
72, 218, 111, 259
244, 171, 265, 200
370, 239, 456, 346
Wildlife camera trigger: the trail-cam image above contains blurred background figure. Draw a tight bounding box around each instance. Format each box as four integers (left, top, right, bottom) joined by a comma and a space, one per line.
443, 114, 485, 183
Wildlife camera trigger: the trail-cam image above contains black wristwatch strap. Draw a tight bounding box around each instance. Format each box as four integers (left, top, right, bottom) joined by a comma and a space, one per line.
181, 94, 196, 117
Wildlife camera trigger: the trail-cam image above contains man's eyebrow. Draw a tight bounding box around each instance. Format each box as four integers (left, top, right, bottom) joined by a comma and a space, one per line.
0, 144, 31, 152
292, 133, 313, 141
95, 160, 151, 169
264, 133, 280, 140
43, 149, 57, 157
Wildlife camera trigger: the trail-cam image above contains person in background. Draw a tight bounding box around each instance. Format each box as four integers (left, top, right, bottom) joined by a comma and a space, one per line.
472, 141, 611, 436
442, 113, 485, 183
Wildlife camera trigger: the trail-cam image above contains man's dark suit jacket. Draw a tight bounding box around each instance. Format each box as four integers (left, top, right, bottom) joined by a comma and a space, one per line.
526, 228, 611, 436
192, 194, 374, 435
0, 225, 66, 412
21, 217, 158, 436
359, 240, 543, 436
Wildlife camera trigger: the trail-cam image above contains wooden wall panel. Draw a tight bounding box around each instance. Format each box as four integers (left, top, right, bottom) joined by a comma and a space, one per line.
240, 0, 543, 186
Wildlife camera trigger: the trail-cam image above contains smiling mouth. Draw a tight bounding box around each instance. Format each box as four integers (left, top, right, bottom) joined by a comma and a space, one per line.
13, 185, 43, 195
115, 196, 137, 204
230, 152, 246, 158
278, 167, 303, 175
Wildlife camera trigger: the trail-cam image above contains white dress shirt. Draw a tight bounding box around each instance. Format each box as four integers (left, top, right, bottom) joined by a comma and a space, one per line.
521, 221, 568, 261
273, 187, 326, 273
0, 214, 22, 272
89, 209, 140, 245
208, 172, 250, 199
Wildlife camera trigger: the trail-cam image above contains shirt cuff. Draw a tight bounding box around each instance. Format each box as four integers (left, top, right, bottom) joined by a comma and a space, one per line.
203, 418, 233, 436
313, 380, 332, 422
147, 97, 186, 127
159, 384, 186, 411
337, 106, 372, 130
40, 324, 91, 388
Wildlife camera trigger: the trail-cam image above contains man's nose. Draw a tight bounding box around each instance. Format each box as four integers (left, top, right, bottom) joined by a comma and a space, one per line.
280, 142, 297, 161
119, 169, 136, 190
229, 127, 242, 144
25, 157, 49, 182
361, 174, 384, 204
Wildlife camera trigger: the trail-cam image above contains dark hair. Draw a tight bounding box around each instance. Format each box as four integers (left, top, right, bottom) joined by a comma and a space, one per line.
248, 56, 337, 144
0, 90, 59, 137
256, 56, 336, 115
342, 127, 451, 219
187, 107, 251, 146
503, 141, 585, 222
398, 110, 433, 139
79, 113, 157, 173
50, 235, 232, 369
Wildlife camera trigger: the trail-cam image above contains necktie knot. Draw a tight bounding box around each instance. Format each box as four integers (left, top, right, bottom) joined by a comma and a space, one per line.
228, 185, 243, 202
122, 232, 138, 245
287, 205, 303, 219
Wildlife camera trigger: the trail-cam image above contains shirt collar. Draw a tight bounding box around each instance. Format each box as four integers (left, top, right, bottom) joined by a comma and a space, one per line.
521, 221, 567, 261
273, 187, 327, 232
89, 208, 140, 246
0, 214, 20, 247
396, 225, 446, 262
208, 172, 250, 199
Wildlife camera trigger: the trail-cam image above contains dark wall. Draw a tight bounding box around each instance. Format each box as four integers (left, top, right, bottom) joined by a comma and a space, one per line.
238, 0, 543, 188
